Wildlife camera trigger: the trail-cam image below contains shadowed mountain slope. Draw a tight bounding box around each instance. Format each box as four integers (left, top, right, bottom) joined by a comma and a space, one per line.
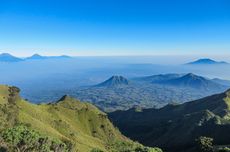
109, 89, 230, 152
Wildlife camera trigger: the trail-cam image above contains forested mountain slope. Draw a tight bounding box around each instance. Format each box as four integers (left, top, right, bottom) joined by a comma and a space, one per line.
109, 89, 230, 152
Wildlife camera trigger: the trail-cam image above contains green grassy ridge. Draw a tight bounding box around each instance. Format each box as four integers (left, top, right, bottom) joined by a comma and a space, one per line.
0, 85, 161, 152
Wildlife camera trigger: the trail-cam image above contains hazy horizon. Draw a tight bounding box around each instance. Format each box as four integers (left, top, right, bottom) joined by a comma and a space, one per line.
2, 52, 230, 65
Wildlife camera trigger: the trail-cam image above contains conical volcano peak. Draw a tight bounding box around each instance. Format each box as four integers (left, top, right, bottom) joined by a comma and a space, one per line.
31, 54, 42, 57
110, 75, 128, 81
182, 73, 202, 80
96, 75, 129, 87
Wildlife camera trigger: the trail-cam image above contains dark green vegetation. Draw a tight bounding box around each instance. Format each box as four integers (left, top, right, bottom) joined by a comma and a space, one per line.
1, 125, 71, 152
0, 85, 161, 152
70, 73, 228, 112
109, 89, 230, 152
196, 136, 214, 152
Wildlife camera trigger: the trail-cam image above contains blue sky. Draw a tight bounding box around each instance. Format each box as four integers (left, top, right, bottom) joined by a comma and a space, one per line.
0, 0, 230, 56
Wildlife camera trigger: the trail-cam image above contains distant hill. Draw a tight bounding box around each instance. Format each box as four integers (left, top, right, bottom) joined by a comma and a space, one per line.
26, 54, 47, 60
26, 54, 71, 60
109, 89, 230, 152
0, 53, 71, 62
0, 53, 23, 62
212, 78, 230, 87
0, 85, 161, 152
96, 75, 130, 87
186, 58, 228, 65
134, 73, 182, 83
159, 73, 226, 90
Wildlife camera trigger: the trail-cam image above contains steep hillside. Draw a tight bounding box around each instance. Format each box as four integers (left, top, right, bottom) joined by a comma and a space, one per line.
109, 89, 230, 152
0, 85, 161, 152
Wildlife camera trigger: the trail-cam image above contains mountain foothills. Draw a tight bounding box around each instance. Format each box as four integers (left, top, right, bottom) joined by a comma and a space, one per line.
109, 89, 230, 152
0, 85, 161, 152
70, 73, 228, 112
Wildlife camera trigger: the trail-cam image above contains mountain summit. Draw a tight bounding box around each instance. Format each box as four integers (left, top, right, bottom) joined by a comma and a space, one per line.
0, 53, 23, 62
161, 73, 225, 90
26, 54, 46, 60
96, 76, 129, 87
187, 58, 228, 65
26, 54, 71, 60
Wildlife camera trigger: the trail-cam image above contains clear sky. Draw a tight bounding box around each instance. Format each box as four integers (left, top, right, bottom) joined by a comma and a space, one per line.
0, 0, 230, 56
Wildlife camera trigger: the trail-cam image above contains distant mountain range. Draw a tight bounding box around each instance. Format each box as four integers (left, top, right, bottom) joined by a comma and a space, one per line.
69, 73, 229, 112
186, 58, 228, 65
26, 54, 71, 60
0, 53, 71, 62
109, 89, 230, 152
136, 73, 226, 90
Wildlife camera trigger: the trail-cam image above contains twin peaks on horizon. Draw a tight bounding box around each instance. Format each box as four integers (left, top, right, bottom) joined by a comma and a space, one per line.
95, 73, 229, 89
0, 53, 71, 62
26, 53, 71, 60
